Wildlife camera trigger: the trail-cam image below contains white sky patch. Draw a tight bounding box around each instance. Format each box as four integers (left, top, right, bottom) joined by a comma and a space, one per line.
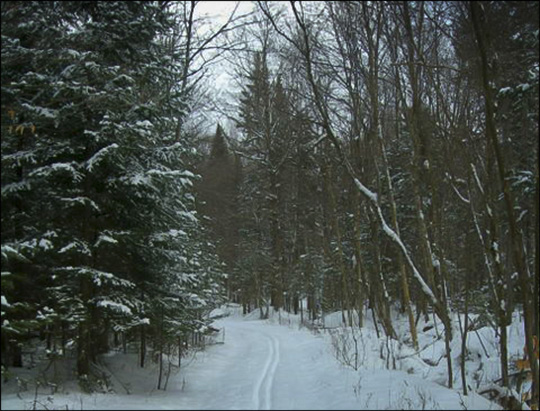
197, 2, 252, 72
194, 1, 254, 27
191, 1, 256, 132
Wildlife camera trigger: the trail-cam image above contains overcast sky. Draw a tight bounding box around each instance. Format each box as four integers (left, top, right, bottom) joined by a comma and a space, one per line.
191, 1, 257, 134
194, 1, 254, 25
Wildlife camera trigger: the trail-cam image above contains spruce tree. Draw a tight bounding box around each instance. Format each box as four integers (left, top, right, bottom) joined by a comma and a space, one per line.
1, 1, 225, 383
198, 125, 241, 270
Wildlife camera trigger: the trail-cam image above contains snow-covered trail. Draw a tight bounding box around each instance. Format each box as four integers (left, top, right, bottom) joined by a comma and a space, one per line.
172, 315, 496, 410
174, 319, 286, 410
1, 311, 499, 410
169, 316, 363, 410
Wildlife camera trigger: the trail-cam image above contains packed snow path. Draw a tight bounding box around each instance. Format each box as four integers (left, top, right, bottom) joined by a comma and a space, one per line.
179, 319, 299, 410
1, 310, 499, 410
183, 316, 368, 410
170, 314, 495, 410
252, 331, 280, 410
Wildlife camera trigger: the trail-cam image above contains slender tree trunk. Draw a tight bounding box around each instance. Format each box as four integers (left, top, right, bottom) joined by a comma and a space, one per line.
460, 278, 469, 396
178, 336, 182, 368
353, 194, 365, 328
140, 291, 146, 368
140, 324, 146, 368
11, 343, 22, 368
270, 171, 283, 311
467, 174, 510, 388
535, 160, 539, 338
398, 4, 453, 386
77, 321, 90, 377
378, 124, 418, 349
370, 212, 396, 339
77, 274, 92, 378
157, 304, 164, 390
324, 159, 351, 326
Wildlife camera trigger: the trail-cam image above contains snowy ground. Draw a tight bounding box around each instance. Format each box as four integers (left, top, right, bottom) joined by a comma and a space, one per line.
2, 303, 525, 410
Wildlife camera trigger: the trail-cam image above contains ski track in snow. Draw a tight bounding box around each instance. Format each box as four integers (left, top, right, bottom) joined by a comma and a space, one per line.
264, 335, 280, 410
253, 331, 280, 410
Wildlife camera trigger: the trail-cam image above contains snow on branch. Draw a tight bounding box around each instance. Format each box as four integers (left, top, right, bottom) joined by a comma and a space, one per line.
59, 196, 100, 212
21, 103, 57, 119
1, 295, 11, 307
1, 181, 31, 197
29, 162, 83, 182
94, 232, 119, 248
58, 240, 92, 256
378, 209, 438, 303
86, 143, 119, 171
353, 178, 378, 203
1, 244, 31, 263
56, 266, 135, 288
96, 300, 133, 315
147, 169, 196, 179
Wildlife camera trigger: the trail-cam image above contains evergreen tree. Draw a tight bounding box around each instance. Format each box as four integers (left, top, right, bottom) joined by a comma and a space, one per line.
1, 1, 225, 384
197, 125, 241, 271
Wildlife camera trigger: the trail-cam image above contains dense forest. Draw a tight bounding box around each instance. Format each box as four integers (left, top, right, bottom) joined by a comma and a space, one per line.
1, 1, 539, 408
